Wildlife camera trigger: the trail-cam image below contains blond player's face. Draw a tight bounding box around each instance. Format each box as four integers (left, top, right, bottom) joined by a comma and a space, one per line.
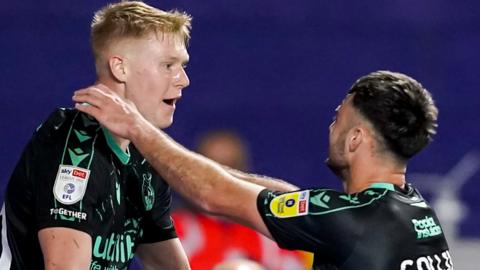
123, 32, 190, 129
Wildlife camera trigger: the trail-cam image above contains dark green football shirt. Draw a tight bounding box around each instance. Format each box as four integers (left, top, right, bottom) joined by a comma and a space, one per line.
2, 108, 177, 270
257, 183, 452, 270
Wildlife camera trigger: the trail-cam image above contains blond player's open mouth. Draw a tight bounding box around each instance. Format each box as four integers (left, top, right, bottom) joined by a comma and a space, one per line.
163, 98, 178, 106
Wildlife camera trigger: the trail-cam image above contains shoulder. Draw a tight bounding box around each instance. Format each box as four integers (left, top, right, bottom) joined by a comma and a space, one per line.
34, 108, 99, 143
261, 188, 389, 219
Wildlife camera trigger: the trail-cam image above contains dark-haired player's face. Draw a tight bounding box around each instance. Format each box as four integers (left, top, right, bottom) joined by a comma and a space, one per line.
326, 96, 354, 177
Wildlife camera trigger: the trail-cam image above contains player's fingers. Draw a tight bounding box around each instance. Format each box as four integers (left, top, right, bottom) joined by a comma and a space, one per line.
75, 85, 128, 108
72, 91, 104, 108
73, 88, 106, 101
74, 84, 117, 100
75, 102, 102, 119
89, 85, 118, 100
91, 83, 114, 94
73, 85, 118, 108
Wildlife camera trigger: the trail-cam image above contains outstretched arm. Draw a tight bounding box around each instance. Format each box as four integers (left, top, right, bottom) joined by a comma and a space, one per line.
224, 166, 299, 192
72, 85, 298, 238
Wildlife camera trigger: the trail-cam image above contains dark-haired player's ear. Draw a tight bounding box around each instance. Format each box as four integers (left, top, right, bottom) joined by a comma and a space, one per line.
109, 56, 127, 83
348, 128, 363, 152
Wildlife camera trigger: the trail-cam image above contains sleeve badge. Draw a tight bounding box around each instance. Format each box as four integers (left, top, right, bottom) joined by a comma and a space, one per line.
269, 190, 310, 218
53, 165, 90, 205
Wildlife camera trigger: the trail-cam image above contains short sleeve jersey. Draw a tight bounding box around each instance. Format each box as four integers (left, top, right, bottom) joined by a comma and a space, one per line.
1, 108, 177, 270
257, 183, 453, 270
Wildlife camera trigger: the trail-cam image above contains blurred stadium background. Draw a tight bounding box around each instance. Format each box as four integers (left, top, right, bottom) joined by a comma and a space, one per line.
1, 0, 479, 269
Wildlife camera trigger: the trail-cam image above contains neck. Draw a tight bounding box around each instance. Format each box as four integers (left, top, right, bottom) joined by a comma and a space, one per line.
112, 134, 130, 152
96, 78, 130, 151
343, 157, 406, 194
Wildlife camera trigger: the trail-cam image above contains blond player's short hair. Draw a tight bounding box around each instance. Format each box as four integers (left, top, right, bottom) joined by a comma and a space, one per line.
91, 1, 192, 61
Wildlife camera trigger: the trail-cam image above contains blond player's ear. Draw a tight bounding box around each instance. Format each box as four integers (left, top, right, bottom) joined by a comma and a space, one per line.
108, 56, 127, 83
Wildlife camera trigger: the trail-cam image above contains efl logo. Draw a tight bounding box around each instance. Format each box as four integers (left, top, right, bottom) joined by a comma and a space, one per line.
72, 169, 87, 179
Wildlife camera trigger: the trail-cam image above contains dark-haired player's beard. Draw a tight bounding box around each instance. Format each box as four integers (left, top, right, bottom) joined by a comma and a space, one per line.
326, 132, 349, 180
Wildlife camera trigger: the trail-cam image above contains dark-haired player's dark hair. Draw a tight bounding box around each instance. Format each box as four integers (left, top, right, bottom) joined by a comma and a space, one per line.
348, 70, 438, 160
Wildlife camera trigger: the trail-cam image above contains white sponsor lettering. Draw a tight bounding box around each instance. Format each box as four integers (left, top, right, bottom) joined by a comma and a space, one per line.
50, 208, 87, 220
400, 250, 453, 270
400, 260, 414, 269
416, 257, 433, 270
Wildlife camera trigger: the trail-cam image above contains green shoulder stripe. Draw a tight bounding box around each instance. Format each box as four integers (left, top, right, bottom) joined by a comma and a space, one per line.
61, 112, 100, 168
308, 189, 389, 216
54, 112, 100, 221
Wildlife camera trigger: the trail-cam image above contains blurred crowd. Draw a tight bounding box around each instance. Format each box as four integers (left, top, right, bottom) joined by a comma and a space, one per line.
172, 130, 312, 270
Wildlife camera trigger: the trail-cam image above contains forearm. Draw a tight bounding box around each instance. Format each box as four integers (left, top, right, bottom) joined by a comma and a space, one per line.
129, 120, 255, 216
72, 86, 272, 237
224, 166, 298, 192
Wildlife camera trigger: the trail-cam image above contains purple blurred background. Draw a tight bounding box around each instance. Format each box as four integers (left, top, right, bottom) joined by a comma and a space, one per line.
1, 0, 479, 268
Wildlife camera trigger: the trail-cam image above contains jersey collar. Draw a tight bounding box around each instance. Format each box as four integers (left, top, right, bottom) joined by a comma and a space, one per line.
368, 182, 395, 191
102, 127, 130, 165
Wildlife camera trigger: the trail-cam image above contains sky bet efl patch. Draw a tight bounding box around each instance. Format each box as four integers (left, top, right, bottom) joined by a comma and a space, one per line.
270, 190, 310, 218
53, 165, 90, 205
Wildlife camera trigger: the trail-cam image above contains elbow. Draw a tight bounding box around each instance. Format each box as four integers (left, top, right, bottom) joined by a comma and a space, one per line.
198, 201, 217, 216
195, 190, 222, 215
200, 200, 231, 218
193, 184, 229, 217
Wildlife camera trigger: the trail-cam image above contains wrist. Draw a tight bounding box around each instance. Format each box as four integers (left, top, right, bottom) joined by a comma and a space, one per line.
128, 115, 151, 143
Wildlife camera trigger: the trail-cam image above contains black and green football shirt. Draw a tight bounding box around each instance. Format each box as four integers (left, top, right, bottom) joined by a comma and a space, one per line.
257, 183, 453, 270
1, 108, 177, 270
